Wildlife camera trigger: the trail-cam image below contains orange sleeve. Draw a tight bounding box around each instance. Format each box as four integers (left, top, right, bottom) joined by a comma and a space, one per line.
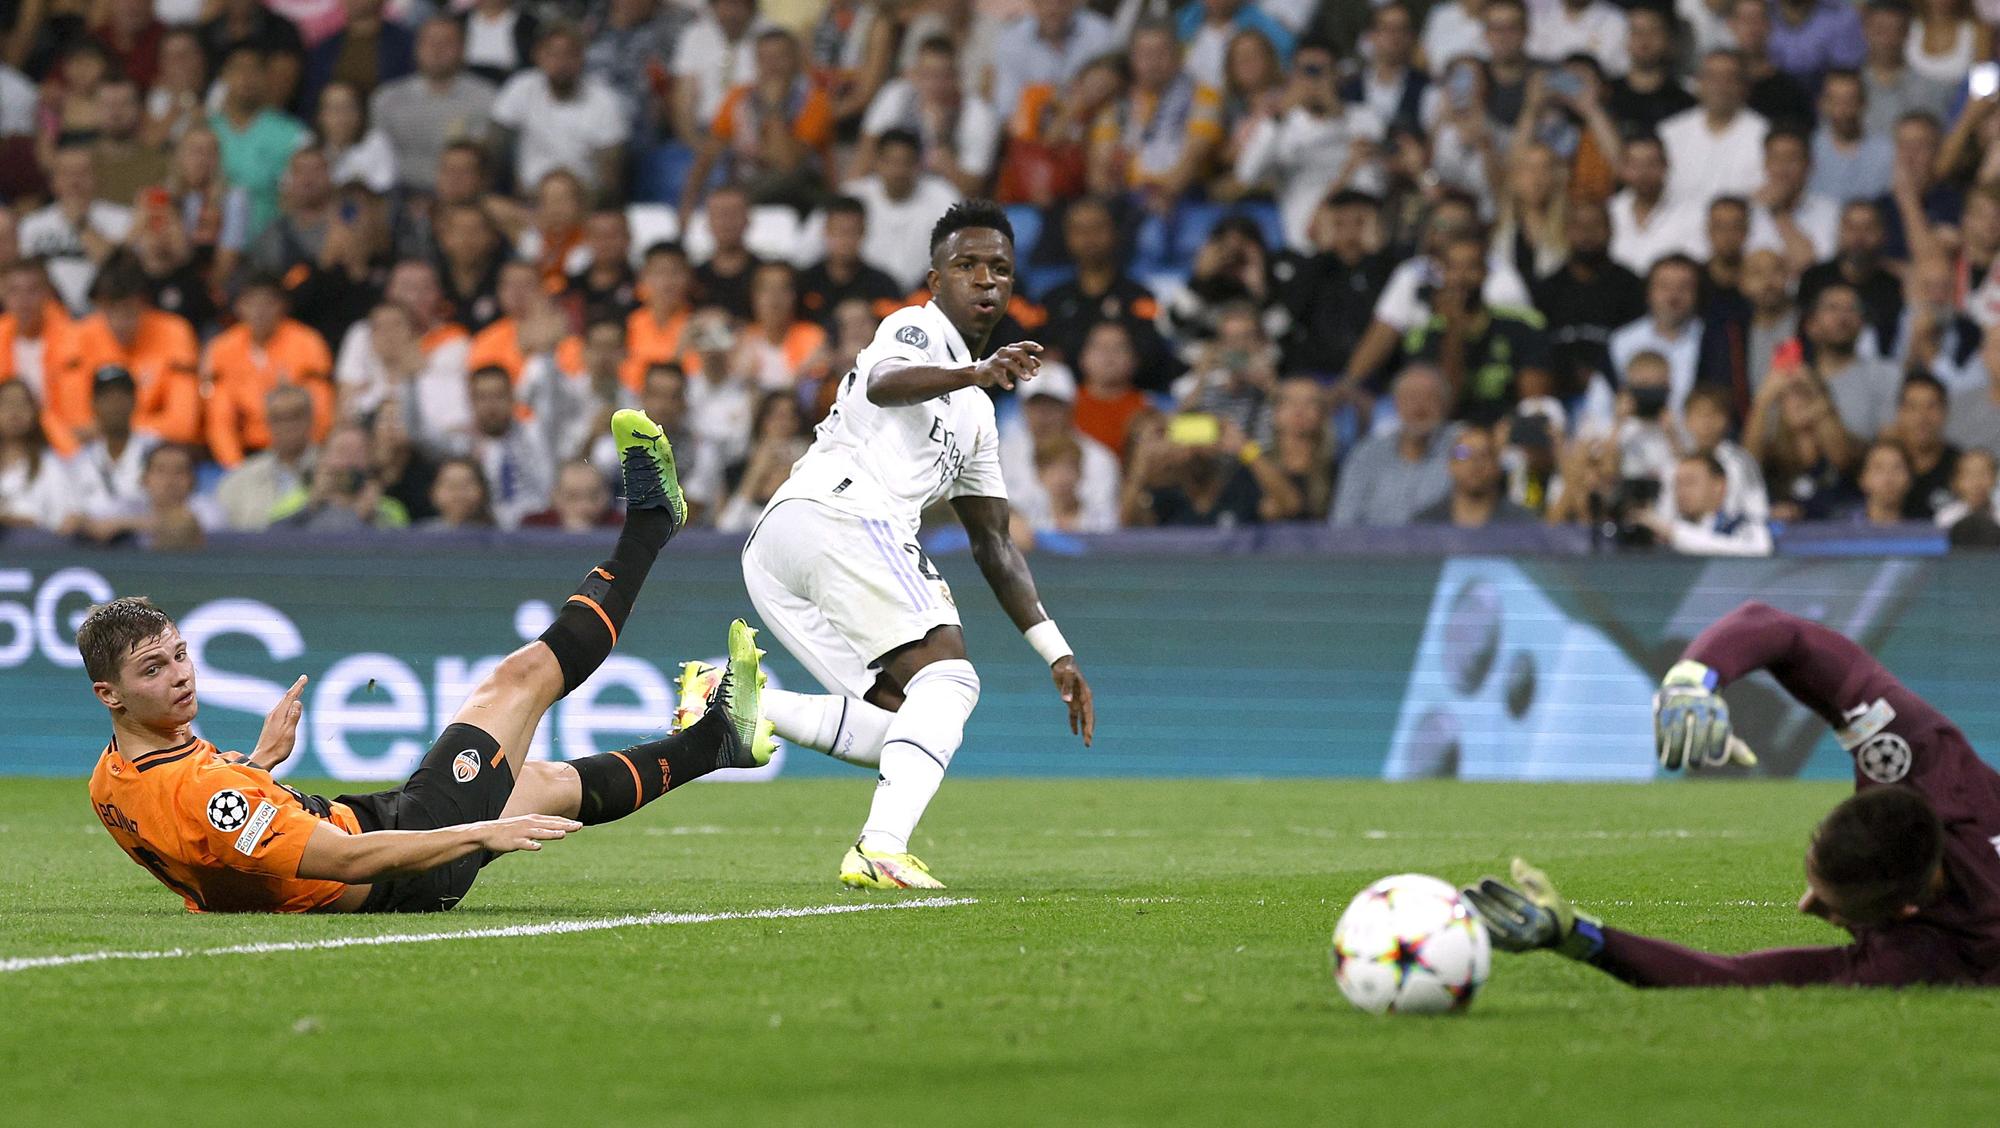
713, 88, 743, 143
467, 322, 518, 378
555, 335, 585, 376
1188, 86, 1225, 144
179, 763, 333, 879
796, 88, 835, 149
137, 367, 203, 446
204, 367, 246, 469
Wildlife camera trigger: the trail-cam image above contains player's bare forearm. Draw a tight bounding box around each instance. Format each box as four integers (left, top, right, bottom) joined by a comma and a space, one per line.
296, 816, 576, 884
866, 360, 981, 406
954, 495, 1048, 630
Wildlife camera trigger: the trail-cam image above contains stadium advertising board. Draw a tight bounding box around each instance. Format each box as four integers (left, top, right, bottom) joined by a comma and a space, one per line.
1, 544, 1991, 780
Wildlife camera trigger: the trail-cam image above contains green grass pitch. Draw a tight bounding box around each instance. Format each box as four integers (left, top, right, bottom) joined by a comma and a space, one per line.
5, 776, 1996, 1126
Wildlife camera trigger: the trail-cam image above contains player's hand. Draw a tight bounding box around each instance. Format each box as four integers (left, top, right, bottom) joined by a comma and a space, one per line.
1652, 659, 1754, 771
972, 342, 1042, 392
472, 814, 581, 856
1051, 655, 1094, 746
1461, 858, 1603, 959
249, 675, 308, 770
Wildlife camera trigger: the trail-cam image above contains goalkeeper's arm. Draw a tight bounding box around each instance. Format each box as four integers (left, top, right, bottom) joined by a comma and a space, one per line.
1463, 859, 1876, 988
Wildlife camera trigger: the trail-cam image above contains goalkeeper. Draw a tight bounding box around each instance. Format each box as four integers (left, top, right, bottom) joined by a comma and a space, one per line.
1464, 601, 2000, 987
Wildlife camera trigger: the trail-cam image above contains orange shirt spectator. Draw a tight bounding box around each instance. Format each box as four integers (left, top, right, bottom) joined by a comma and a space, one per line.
203, 291, 335, 468
52, 308, 201, 450
0, 292, 80, 453
470, 320, 586, 383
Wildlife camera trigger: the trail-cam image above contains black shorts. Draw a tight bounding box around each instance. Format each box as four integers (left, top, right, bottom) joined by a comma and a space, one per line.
337, 723, 517, 913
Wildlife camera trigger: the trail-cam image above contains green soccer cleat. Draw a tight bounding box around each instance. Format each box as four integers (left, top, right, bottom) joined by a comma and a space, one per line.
610, 408, 687, 531
673, 660, 722, 733
718, 619, 776, 769
839, 843, 947, 890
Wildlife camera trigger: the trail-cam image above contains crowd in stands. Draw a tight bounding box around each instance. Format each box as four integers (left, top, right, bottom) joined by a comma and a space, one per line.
4, 0, 2000, 555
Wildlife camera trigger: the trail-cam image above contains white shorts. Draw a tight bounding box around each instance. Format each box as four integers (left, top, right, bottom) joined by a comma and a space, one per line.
741, 499, 961, 697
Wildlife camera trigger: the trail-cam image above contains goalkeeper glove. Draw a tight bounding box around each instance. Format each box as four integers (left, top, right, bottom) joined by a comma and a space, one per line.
1652, 660, 1757, 772
1461, 858, 1604, 960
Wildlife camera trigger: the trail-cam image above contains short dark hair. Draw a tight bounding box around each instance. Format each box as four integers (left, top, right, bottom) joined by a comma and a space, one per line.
1684, 383, 1734, 419
641, 240, 688, 265
77, 596, 175, 683
1809, 787, 1944, 923
877, 127, 922, 157
469, 365, 512, 391
824, 195, 866, 222
1900, 370, 1946, 405
1709, 194, 1750, 218
1764, 127, 1811, 155
92, 252, 152, 304
1648, 253, 1702, 285
1681, 450, 1726, 479
1325, 188, 1382, 211
928, 198, 1014, 256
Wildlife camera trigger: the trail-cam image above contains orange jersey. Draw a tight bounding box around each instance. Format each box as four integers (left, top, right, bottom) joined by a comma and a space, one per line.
622, 305, 693, 391
0, 302, 81, 453
467, 318, 587, 384
51, 310, 202, 446
202, 318, 336, 468
88, 736, 361, 913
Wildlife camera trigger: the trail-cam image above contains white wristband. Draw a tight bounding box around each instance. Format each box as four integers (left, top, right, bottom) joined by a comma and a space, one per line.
1025, 620, 1072, 665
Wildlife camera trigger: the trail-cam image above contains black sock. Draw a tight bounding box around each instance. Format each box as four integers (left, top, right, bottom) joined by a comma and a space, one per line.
570, 709, 738, 825
536, 510, 677, 695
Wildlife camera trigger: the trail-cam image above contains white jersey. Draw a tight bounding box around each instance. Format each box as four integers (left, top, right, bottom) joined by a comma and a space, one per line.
765, 302, 1007, 537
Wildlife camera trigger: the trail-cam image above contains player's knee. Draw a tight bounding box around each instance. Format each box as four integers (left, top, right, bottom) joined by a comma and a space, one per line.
910, 658, 980, 711
492, 644, 560, 695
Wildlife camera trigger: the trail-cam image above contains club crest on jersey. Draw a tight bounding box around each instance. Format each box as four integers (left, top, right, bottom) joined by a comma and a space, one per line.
1856, 733, 1912, 783
452, 749, 481, 783
206, 789, 250, 832
896, 325, 930, 350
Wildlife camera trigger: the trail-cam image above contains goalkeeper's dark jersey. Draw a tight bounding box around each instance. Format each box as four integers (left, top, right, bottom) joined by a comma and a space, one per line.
1596, 601, 2000, 987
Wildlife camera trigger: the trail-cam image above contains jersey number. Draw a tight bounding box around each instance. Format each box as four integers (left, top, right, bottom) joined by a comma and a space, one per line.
903, 543, 941, 581
131, 844, 206, 910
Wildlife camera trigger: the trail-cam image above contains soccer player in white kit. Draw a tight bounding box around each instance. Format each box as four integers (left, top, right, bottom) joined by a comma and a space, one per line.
737, 201, 1096, 889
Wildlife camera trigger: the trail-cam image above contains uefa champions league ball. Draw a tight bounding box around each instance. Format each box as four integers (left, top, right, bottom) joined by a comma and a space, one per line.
1331, 873, 1491, 1015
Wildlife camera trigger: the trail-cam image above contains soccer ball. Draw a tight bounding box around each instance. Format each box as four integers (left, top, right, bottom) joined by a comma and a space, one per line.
1330, 873, 1491, 1015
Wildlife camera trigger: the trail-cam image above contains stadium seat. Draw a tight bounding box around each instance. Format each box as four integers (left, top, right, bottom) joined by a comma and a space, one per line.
681, 205, 806, 265
625, 204, 681, 261
1003, 205, 1044, 263
631, 141, 699, 205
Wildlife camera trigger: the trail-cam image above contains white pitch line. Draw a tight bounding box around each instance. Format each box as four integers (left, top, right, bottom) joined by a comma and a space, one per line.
0, 896, 977, 974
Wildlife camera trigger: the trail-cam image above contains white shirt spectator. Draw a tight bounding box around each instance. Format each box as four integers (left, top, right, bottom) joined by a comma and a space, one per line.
1233, 104, 1387, 253
463, 6, 526, 75
1608, 190, 1707, 276
1659, 439, 1770, 523
672, 13, 775, 127
334, 323, 475, 455
327, 129, 397, 195
0, 450, 76, 529
1371, 254, 1534, 335
1657, 105, 1768, 210
842, 172, 963, 292
686, 368, 754, 470
471, 423, 555, 530
1609, 316, 1705, 413
0, 63, 35, 135
1747, 194, 1840, 263
490, 70, 631, 193
1677, 0, 1737, 59
898, 9, 1002, 98
998, 367, 1121, 532
19, 202, 135, 312
990, 9, 1119, 119
1528, 1, 1629, 76
860, 82, 1004, 181
1421, 0, 1488, 74
70, 433, 160, 520
1665, 509, 1772, 556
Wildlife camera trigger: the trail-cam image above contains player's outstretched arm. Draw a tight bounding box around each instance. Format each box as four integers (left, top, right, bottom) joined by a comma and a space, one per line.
296, 815, 580, 884
866, 343, 1044, 406
1464, 858, 1862, 987
951, 494, 1095, 745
